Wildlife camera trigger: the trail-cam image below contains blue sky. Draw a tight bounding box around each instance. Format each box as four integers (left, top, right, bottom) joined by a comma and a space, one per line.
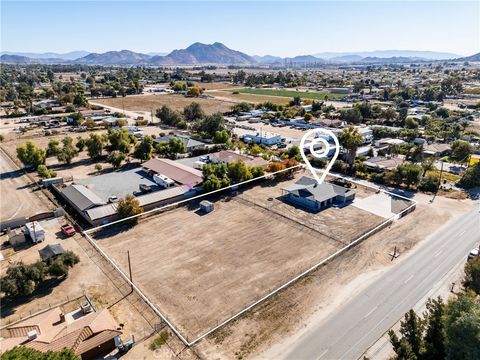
1, 1, 479, 56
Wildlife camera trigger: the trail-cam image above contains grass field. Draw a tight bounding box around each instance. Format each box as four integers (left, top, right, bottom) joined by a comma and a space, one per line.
469, 155, 480, 166
236, 88, 345, 100
426, 170, 461, 182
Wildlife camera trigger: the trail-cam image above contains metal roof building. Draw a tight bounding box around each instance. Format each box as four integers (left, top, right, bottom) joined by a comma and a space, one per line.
143, 158, 203, 187
60, 184, 106, 212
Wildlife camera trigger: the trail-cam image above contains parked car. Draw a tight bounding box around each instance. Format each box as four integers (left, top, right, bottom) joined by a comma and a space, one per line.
61, 224, 76, 237
108, 195, 118, 203
468, 247, 479, 260
139, 183, 153, 193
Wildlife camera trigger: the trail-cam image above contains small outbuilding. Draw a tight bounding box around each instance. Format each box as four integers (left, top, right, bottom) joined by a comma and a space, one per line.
39, 243, 65, 261
199, 200, 214, 213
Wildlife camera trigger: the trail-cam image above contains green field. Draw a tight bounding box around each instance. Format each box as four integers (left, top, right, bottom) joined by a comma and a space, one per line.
236, 88, 345, 100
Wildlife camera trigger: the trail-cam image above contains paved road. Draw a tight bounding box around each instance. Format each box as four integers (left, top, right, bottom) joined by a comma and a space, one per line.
284, 206, 480, 360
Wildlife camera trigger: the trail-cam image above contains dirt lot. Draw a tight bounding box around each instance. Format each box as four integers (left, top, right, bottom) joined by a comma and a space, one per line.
195, 194, 473, 360
92, 94, 235, 115
91, 174, 384, 342
0, 148, 52, 221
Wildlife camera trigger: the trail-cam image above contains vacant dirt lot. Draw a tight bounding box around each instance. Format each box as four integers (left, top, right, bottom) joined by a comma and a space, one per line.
196, 194, 472, 360
209, 90, 291, 106
0, 148, 52, 221
91, 176, 383, 342
93, 94, 235, 115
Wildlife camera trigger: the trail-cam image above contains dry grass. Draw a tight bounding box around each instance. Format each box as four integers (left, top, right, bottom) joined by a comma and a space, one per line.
209, 90, 291, 105
92, 94, 235, 115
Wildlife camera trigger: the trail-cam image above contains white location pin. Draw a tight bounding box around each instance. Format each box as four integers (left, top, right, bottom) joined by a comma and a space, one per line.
299, 128, 340, 185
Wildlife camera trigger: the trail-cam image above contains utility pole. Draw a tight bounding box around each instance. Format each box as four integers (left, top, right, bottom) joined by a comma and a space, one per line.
432, 160, 444, 203
127, 251, 133, 293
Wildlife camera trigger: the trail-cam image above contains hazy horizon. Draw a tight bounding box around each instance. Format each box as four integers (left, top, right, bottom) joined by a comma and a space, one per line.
1, 1, 479, 57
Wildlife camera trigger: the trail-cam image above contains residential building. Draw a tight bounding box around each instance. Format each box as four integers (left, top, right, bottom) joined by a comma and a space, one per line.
242, 131, 282, 146
0, 307, 122, 360
143, 158, 203, 187
153, 134, 208, 153
282, 176, 355, 212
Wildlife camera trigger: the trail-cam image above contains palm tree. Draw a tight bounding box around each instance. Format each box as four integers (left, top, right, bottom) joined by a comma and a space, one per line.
339, 126, 363, 169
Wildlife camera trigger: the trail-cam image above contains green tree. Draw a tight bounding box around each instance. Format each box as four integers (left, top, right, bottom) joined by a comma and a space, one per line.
464, 257, 480, 294
107, 151, 126, 169
389, 309, 424, 359
195, 113, 225, 138
134, 135, 154, 161
341, 107, 363, 124
183, 102, 205, 122
423, 297, 446, 360
76, 137, 86, 152
155, 105, 186, 128
37, 165, 56, 179
451, 140, 473, 163
444, 292, 480, 360
458, 163, 480, 189
1, 346, 80, 360
231, 102, 253, 114
339, 126, 363, 169
16, 141, 46, 168
155, 137, 185, 159
392, 164, 423, 189
46, 140, 61, 157
57, 136, 78, 164
213, 130, 230, 144
117, 195, 143, 224
228, 160, 253, 183
108, 129, 131, 154
85, 133, 103, 159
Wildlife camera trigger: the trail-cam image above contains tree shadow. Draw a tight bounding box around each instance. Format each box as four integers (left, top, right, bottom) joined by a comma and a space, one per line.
1, 277, 67, 318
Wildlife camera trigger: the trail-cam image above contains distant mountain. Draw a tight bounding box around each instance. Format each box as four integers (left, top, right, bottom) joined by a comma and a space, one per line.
146, 52, 168, 56
0, 54, 34, 64
0, 51, 90, 60
329, 55, 364, 63
75, 50, 151, 65
315, 50, 460, 61
285, 55, 324, 64
454, 52, 480, 62
252, 55, 283, 64
359, 56, 426, 63
151, 42, 256, 65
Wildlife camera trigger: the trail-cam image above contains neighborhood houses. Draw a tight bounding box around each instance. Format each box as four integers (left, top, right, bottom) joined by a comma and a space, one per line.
1, 14, 479, 360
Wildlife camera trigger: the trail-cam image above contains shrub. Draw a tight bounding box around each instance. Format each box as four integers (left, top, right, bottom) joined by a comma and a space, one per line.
419, 176, 440, 193
149, 331, 170, 350
37, 165, 57, 179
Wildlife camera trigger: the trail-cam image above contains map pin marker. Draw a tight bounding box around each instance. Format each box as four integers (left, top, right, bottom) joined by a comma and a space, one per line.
299, 128, 340, 185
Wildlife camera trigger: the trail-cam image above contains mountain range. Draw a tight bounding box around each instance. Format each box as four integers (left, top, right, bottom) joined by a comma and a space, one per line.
1, 43, 478, 66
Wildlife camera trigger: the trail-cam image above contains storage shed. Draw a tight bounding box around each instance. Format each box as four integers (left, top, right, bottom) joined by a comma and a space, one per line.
199, 200, 214, 213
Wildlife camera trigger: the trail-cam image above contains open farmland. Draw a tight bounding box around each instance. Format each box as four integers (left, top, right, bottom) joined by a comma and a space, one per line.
91, 94, 235, 114
236, 88, 345, 100
209, 90, 292, 105
91, 175, 385, 341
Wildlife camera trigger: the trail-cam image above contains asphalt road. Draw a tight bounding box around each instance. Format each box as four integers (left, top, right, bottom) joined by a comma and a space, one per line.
284, 205, 480, 360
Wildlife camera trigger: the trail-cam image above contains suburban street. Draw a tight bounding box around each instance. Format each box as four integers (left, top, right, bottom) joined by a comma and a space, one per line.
284, 205, 480, 360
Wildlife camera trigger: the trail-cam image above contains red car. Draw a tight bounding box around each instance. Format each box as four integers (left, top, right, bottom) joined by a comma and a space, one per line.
61, 224, 76, 237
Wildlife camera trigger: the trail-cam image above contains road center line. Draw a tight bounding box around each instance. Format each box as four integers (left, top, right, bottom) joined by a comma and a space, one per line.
434, 250, 443, 258
318, 348, 329, 359
404, 274, 414, 283
363, 305, 378, 319
459, 230, 466, 236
